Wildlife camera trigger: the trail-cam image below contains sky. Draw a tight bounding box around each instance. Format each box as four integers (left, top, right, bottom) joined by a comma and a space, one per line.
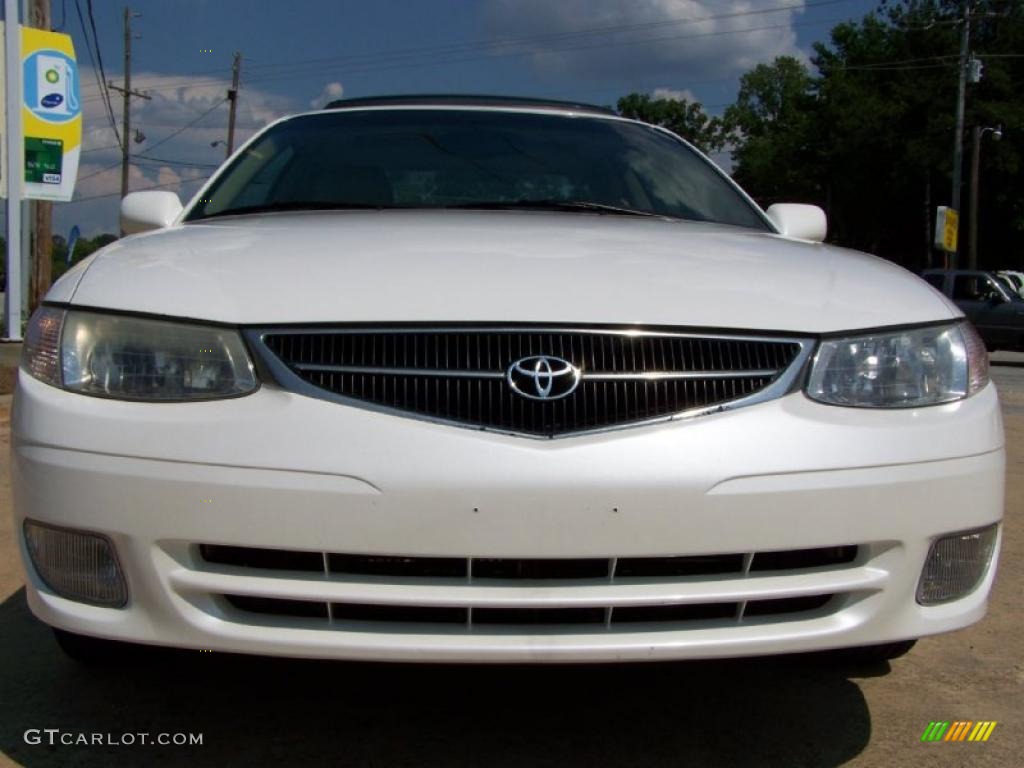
26, 0, 879, 237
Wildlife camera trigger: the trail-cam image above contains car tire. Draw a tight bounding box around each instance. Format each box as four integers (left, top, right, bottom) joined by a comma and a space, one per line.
52, 628, 135, 664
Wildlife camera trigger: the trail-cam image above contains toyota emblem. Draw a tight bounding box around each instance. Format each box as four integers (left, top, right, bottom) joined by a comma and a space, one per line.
506, 355, 581, 400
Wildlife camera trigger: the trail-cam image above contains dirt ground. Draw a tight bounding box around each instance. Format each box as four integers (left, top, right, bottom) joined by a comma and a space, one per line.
0, 362, 1020, 768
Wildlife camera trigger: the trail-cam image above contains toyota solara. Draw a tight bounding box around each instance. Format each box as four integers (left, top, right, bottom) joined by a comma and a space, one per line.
12, 96, 1002, 664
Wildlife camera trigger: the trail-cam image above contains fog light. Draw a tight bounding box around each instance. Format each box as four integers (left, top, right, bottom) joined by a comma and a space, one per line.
23, 521, 128, 607
917, 525, 998, 606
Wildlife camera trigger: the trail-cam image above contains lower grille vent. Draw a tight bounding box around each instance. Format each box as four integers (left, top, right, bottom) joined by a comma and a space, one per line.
200, 545, 857, 579
200, 544, 855, 632
222, 594, 834, 628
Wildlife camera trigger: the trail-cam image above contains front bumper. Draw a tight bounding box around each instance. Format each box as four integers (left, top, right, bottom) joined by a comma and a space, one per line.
11, 371, 1005, 662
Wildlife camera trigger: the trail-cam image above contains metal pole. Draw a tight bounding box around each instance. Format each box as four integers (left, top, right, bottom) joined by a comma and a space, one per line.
4, 0, 24, 339
950, 1, 971, 268
119, 6, 131, 200
28, 0, 49, 313
968, 125, 981, 270
225, 51, 240, 157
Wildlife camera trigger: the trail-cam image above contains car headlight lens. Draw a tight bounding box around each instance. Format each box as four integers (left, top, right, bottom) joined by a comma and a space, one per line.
806, 322, 988, 407
22, 308, 257, 400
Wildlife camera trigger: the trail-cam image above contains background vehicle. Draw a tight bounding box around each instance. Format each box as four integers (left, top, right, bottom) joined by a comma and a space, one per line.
922, 269, 1024, 351
997, 270, 1024, 298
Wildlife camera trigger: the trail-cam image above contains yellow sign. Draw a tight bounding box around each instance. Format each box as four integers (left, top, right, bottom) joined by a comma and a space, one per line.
934, 206, 959, 253
943, 208, 959, 252
20, 26, 81, 201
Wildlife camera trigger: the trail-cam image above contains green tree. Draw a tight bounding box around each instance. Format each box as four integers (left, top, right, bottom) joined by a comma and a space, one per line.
723, 56, 823, 206
50, 232, 119, 281
720, 1, 1023, 268
617, 93, 726, 154
814, 1, 1023, 264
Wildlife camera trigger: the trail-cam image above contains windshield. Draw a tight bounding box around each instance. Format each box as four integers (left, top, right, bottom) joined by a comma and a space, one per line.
185, 108, 770, 230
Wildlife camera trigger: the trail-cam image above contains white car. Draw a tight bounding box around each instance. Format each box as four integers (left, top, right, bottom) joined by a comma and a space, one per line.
997, 270, 1024, 298
13, 96, 1002, 664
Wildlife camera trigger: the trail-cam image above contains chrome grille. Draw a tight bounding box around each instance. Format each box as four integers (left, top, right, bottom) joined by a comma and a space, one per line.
249, 327, 812, 437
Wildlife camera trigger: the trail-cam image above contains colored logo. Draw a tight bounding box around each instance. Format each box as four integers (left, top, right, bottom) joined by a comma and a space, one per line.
507, 355, 581, 400
921, 721, 997, 742
23, 49, 80, 122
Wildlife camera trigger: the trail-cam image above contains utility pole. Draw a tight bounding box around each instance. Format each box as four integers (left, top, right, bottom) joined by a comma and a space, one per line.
28, 0, 51, 313
107, 7, 150, 203
949, 0, 971, 269
225, 52, 241, 157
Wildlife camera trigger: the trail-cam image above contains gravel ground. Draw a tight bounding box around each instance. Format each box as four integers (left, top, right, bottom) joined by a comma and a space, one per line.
0, 360, 1020, 768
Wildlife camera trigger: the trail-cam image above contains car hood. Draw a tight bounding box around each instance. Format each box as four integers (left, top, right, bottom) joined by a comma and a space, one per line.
59, 210, 956, 333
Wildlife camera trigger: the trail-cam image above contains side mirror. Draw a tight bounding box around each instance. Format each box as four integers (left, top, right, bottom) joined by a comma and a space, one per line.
765, 203, 827, 243
120, 191, 183, 234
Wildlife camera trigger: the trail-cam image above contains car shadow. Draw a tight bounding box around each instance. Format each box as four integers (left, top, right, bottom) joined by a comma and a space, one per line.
0, 588, 882, 768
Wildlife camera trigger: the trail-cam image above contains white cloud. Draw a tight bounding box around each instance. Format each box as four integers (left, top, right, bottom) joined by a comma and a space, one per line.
651, 87, 698, 102
480, 0, 806, 82
310, 81, 344, 109
56, 68, 293, 236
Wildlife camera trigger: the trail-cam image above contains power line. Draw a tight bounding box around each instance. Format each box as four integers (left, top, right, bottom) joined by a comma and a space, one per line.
827, 53, 960, 68
244, 17, 845, 90
76, 100, 230, 174
830, 62, 957, 71
248, 0, 856, 80
76, 13, 836, 107
85, 0, 110, 83
68, 175, 211, 204
80, 144, 121, 154
77, 159, 122, 182
74, 0, 120, 146
822, 51, 1024, 72
133, 154, 219, 168
77, 0, 858, 99
140, 98, 228, 155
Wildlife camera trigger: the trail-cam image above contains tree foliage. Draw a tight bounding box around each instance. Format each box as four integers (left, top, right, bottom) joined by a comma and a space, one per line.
616, 93, 725, 154
49, 233, 118, 281
723, 56, 822, 205
619, 1, 1023, 269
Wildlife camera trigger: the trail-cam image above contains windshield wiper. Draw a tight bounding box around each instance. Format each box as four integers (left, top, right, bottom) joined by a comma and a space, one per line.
194, 201, 394, 220
441, 200, 663, 218
192, 199, 671, 221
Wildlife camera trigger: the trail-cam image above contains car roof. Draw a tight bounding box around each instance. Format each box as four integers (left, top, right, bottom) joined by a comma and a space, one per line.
321, 94, 617, 117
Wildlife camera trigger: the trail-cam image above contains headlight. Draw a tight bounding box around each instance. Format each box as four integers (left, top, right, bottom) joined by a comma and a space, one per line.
806, 322, 988, 408
22, 308, 257, 400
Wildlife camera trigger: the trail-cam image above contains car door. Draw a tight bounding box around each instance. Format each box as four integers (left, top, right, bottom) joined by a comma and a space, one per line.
952, 273, 1024, 349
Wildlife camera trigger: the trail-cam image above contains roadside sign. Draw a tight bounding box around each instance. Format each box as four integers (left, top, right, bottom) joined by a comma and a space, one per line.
20, 25, 80, 201
66, 224, 79, 266
934, 206, 959, 253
